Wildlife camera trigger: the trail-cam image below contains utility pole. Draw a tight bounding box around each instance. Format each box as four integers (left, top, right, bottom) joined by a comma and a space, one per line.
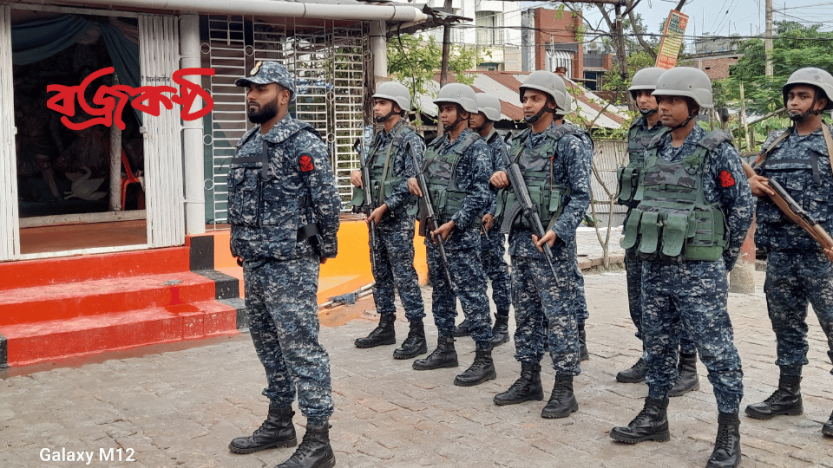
613, 3, 632, 109
765, 0, 773, 77
440, 0, 452, 87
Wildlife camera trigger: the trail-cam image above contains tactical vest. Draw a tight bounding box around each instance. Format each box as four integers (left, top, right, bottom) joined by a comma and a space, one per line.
621, 130, 732, 263
350, 125, 417, 216
421, 132, 481, 225
494, 125, 577, 232
617, 121, 669, 208
228, 124, 321, 258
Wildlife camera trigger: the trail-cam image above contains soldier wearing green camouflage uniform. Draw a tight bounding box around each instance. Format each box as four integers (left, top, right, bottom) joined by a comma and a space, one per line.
227, 62, 338, 468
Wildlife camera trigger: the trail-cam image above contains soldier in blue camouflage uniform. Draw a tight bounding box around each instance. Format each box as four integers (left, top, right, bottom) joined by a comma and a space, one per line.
454, 93, 512, 347
553, 77, 593, 361
227, 62, 338, 468
490, 71, 592, 419
350, 82, 427, 360
407, 83, 496, 387
743, 67, 833, 437
615, 67, 700, 396
610, 68, 752, 468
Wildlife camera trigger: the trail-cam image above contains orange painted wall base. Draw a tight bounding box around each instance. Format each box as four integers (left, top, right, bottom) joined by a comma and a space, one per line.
212, 220, 429, 304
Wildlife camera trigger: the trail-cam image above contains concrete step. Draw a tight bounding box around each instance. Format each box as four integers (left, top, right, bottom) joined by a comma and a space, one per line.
0, 300, 238, 367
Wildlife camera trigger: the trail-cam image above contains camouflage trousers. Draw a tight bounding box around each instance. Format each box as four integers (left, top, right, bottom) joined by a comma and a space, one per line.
480, 230, 511, 317
370, 224, 425, 323
626, 251, 696, 357
426, 226, 492, 350
512, 256, 582, 377
243, 255, 333, 425
765, 250, 833, 375
642, 261, 743, 413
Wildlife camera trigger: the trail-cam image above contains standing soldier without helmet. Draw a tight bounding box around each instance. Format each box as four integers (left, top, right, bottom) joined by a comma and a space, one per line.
615, 67, 700, 397
456, 92, 513, 347
610, 67, 752, 468
490, 70, 593, 419
351, 82, 428, 360
743, 67, 833, 437
227, 61, 339, 468
408, 83, 497, 387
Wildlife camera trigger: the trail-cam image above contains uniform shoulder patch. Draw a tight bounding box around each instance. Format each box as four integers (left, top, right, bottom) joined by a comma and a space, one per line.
299, 154, 315, 172
719, 170, 735, 188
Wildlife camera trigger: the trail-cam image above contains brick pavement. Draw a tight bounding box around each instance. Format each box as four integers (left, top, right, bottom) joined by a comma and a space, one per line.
2, 267, 832, 468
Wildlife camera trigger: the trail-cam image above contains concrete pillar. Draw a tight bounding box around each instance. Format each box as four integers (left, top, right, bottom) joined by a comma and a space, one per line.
179, 14, 206, 235
370, 20, 387, 77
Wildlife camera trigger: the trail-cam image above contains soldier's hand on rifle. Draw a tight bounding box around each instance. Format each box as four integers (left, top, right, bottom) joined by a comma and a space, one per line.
825, 248, 833, 263
749, 175, 774, 198
532, 231, 556, 253
491, 171, 509, 188
367, 204, 388, 225
408, 177, 423, 197
431, 220, 455, 244
482, 214, 494, 231
350, 170, 363, 188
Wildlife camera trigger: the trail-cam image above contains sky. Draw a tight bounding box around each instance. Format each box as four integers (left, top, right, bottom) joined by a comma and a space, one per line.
576, 0, 833, 50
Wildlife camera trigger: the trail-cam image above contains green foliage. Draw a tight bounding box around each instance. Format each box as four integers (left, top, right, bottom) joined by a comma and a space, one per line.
386, 33, 486, 123
723, 21, 833, 115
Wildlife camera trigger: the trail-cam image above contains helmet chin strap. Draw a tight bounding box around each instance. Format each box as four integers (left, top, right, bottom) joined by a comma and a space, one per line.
524, 106, 556, 124
471, 120, 492, 134
443, 110, 467, 132
639, 108, 658, 117
789, 98, 823, 122
375, 109, 398, 123
668, 112, 697, 132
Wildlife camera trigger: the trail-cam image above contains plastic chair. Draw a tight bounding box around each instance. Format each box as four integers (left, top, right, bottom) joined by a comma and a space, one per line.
121, 151, 145, 210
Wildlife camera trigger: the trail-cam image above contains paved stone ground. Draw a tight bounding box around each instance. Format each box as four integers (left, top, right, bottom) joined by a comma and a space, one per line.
2, 231, 832, 468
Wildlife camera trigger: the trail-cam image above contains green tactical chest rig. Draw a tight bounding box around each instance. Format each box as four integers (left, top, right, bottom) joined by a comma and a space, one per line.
350, 125, 417, 217
621, 130, 731, 263
617, 122, 670, 208
495, 126, 575, 233
421, 132, 480, 225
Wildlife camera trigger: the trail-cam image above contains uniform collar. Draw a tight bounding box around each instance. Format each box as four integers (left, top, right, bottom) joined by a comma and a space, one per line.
261, 114, 307, 144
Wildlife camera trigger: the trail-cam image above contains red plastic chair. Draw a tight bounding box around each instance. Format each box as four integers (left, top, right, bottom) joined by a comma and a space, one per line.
121, 151, 145, 210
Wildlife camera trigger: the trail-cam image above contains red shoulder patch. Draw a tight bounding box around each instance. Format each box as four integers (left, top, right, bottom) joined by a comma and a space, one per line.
719, 170, 735, 188
299, 154, 314, 172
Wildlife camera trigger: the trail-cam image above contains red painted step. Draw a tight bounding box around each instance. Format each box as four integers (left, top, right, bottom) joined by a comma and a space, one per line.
0, 300, 238, 367
0, 272, 216, 327
0, 247, 191, 291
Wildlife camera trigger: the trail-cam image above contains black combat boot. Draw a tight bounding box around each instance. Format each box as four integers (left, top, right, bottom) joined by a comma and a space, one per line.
745, 374, 803, 419
453, 318, 473, 337
706, 412, 742, 468
393, 321, 427, 360
494, 362, 544, 405
578, 324, 589, 361
412, 337, 458, 370
454, 347, 496, 386
491, 314, 510, 347
354, 314, 396, 348
616, 358, 649, 383
275, 423, 335, 468
541, 375, 579, 419
669, 351, 699, 397
610, 397, 671, 443
229, 404, 297, 454
823, 410, 833, 436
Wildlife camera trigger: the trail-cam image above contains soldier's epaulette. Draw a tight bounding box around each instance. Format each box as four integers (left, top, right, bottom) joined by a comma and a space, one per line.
698, 130, 733, 152
236, 126, 260, 148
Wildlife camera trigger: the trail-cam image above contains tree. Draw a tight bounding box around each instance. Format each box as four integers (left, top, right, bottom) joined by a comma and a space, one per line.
725, 22, 833, 115
386, 33, 485, 121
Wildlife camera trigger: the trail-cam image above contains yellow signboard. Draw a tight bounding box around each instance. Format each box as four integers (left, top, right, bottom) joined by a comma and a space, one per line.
656, 10, 689, 69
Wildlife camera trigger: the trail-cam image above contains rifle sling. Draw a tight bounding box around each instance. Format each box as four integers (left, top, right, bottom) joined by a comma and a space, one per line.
822, 123, 833, 181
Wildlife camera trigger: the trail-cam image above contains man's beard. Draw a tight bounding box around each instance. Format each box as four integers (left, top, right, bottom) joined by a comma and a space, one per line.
248, 100, 278, 124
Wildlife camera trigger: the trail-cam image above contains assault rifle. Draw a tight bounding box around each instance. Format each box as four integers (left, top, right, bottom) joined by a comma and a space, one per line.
767, 179, 833, 251
411, 152, 453, 284
499, 156, 562, 287
353, 138, 378, 267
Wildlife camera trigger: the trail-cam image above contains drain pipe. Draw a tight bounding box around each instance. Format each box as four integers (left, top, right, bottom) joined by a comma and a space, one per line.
52, 0, 429, 22
180, 14, 205, 235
